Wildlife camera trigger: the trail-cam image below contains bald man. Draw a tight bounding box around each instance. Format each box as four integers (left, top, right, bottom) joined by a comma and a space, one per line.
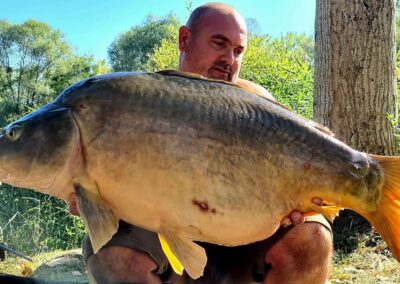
79, 3, 333, 283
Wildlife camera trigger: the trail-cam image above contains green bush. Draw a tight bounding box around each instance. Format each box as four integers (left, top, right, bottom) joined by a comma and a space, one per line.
0, 185, 86, 255
241, 34, 314, 119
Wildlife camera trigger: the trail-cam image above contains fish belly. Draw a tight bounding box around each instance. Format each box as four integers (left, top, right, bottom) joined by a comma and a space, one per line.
89, 132, 289, 246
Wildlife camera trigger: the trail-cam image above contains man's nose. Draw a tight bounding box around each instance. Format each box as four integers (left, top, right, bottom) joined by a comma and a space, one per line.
220, 49, 235, 65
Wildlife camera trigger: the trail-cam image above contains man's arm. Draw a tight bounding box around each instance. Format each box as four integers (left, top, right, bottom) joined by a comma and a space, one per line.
236, 78, 276, 101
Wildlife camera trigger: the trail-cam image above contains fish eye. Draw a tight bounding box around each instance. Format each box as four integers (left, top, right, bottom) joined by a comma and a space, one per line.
6, 125, 23, 141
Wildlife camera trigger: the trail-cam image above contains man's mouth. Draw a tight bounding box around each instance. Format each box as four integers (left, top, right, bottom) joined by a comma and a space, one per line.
209, 67, 231, 81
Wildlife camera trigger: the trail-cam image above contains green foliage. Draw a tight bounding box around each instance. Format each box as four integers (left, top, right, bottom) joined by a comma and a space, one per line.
49, 55, 110, 96
0, 19, 107, 125
0, 184, 85, 254
108, 14, 181, 72
0, 19, 67, 123
241, 33, 314, 118
145, 24, 179, 71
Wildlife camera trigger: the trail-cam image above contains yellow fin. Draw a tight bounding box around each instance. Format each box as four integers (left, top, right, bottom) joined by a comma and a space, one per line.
308, 204, 342, 223
159, 228, 207, 279
158, 234, 184, 275
302, 212, 319, 217
364, 155, 400, 261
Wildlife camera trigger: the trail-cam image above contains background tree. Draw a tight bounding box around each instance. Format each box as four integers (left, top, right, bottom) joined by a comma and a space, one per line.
0, 19, 108, 125
145, 23, 179, 71
108, 14, 180, 72
246, 17, 262, 36
314, 0, 397, 251
314, 0, 397, 154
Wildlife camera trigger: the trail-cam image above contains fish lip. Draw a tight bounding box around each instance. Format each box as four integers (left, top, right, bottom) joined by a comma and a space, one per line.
0, 170, 56, 192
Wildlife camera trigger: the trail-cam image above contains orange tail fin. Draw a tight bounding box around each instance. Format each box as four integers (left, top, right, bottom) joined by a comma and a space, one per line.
366, 155, 400, 261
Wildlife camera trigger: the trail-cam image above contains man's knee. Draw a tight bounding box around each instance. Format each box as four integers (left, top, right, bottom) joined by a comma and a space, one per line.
87, 245, 162, 284
265, 222, 332, 277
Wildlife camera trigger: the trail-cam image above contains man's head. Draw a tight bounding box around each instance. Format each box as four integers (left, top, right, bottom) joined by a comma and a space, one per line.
178, 2, 247, 83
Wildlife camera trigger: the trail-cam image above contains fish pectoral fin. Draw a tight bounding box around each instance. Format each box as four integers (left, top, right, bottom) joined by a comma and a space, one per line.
74, 184, 118, 253
309, 203, 342, 223
158, 229, 206, 279
158, 234, 184, 275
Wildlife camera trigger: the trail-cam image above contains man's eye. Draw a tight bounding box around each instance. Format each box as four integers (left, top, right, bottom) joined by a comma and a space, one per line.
235, 48, 243, 56
211, 40, 226, 48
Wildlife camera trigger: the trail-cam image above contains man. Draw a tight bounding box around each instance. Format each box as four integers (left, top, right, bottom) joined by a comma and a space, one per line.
71, 3, 333, 283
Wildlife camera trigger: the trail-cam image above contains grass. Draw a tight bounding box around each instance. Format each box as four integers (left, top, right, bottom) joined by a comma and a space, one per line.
1, 239, 400, 283
0, 193, 398, 283
0, 249, 88, 282
0, 249, 79, 276
330, 238, 400, 283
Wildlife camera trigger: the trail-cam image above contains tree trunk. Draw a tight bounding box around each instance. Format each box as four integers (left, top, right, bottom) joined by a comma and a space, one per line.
314, 0, 397, 155
314, 0, 397, 252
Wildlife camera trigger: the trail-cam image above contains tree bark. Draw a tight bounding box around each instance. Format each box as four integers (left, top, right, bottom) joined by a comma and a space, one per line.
314, 0, 397, 155
314, 0, 397, 252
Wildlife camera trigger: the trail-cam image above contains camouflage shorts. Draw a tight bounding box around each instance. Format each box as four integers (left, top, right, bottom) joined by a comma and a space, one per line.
83, 215, 331, 283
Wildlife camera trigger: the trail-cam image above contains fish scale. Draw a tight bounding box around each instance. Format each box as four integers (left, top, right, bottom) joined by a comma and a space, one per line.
0, 70, 400, 279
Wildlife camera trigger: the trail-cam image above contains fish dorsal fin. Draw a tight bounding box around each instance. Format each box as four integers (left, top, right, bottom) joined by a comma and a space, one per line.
158, 228, 207, 279
306, 121, 335, 137
156, 70, 208, 80
156, 70, 286, 105
156, 70, 244, 90
74, 184, 118, 253
156, 69, 260, 93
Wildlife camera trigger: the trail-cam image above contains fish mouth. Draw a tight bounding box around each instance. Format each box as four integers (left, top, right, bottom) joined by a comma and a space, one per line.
0, 167, 56, 192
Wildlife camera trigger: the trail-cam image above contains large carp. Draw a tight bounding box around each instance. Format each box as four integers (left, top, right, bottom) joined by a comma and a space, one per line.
0, 71, 400, 279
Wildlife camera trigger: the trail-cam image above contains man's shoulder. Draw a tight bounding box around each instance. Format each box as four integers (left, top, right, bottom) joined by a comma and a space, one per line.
235, 78, 275, 101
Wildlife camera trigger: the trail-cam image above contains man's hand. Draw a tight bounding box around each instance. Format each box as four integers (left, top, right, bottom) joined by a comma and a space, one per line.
68, 193, 80, 216
280, 197, 323, 227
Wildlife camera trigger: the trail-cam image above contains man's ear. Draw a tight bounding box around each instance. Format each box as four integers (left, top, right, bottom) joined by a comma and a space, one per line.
179, 26, 190, 51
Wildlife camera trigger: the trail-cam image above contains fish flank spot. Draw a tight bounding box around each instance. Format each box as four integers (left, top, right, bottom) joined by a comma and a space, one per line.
303, 162, 312, 171
192, 199, 209, 212
192, 199, 217, 214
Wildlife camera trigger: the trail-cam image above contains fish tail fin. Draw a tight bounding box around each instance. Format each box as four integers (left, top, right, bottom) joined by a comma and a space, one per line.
366, 155, 400, 261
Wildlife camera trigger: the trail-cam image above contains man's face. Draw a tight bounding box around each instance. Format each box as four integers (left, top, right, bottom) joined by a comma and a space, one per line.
179, 11, 247, 83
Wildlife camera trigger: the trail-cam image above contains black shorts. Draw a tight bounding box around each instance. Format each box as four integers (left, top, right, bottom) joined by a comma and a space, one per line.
83, 215, 331, 283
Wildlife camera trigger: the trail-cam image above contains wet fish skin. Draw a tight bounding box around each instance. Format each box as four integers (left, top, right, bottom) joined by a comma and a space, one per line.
0, 71, 399, 279
0, 106, 79, 195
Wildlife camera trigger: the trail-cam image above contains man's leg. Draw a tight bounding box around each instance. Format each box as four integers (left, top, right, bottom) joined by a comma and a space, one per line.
83, 221, 172, 284
87, 246, 162, 283
263, 219, 332, 284
84, 217, 331, 284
